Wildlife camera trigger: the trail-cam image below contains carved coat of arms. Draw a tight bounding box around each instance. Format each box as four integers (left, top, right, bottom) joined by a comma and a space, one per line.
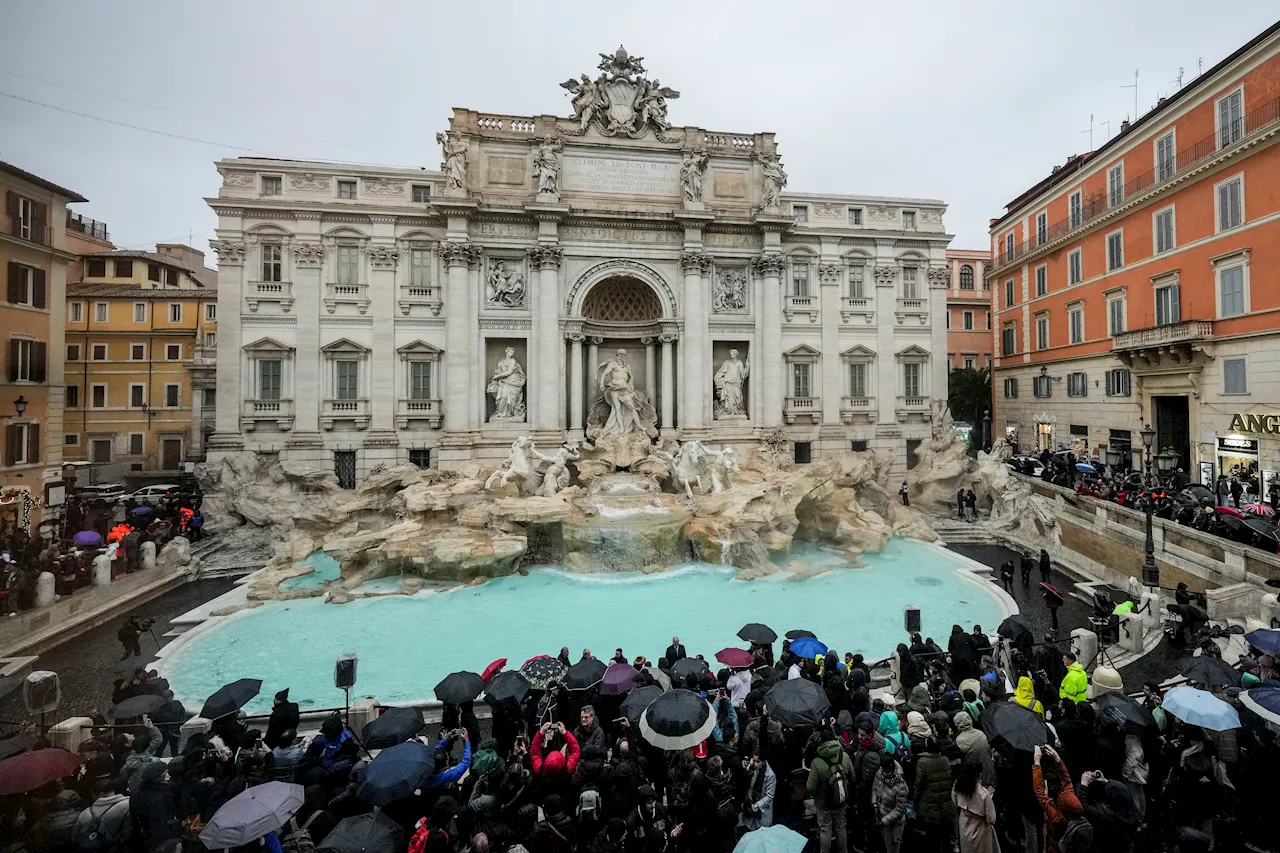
560, 46, 680, 142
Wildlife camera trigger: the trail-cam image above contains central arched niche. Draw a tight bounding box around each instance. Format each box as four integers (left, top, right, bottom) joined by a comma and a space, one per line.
581, 276, 663, 323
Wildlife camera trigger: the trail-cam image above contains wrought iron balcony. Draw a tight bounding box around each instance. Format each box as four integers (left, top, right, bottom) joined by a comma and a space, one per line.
66, 211, 109, 241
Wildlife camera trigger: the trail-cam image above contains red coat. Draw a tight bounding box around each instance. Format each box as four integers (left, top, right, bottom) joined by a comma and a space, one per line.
530, 729, 580, 777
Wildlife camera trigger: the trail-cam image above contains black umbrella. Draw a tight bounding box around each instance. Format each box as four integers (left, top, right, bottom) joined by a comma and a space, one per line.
519, 656, 568, 690
785, 629, 818, 640
738, 623, 777, 645
113, 656, 159, 677
1177, 656, 1241, 688
361, 707, 425, 750
318, 811, 404, 853
997, 614, 1034, 642
670, 658, 710, 682
200, 678, 263, 720
484, 671, 532, 707
433, 671, 485, 705
981, 701, 1049, 752
1092, 692, 1157, 732
108, 693, 166, 720
357, 741, 431, 806
639, 689, 716, 751
565, 658, 608, 690
1243, 518, 1280, 541
620, 685, 664, 725
764, 678, 831, 728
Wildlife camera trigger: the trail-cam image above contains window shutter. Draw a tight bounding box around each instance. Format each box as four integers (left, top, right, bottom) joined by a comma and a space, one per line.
6, 262, 20, 304
1123, 371, 1131, 396
32, 268, 46, 308
32, 201, 47, 229
5, 425, 17, 466
1170, 284, 1180, 323
4, 191, 16, 222
26, 423, 39, 465
32, 342, 47, 383
7, 340, 18, 382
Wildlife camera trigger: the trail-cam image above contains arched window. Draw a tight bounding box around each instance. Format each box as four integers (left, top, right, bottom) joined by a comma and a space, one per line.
959, 265, 975, 289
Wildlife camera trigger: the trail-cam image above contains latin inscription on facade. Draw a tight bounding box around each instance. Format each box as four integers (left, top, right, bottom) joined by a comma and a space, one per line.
561, 225, 680, 244
563, 155, 680, 196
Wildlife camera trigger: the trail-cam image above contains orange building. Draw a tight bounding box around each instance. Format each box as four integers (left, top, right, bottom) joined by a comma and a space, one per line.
945, 248, 992, 370
989, 21, 1280, 491
1, 162, 106, 533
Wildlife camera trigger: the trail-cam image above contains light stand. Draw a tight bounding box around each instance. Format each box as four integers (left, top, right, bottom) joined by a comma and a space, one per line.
334, 653, 358, 730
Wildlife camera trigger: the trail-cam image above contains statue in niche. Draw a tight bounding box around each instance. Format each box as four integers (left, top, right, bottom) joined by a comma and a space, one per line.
437, 131, 468, 191
532, 138, 562, 195
713, 268, 747, 312
588, 349, 659, 441
535, 443, 580, 497
761, 153, 788, 208
713, 349, 750, 418
487, 261, 526, 308
680, 149, 707, 204
708, 447, 739, 494
487, 347, 526, 422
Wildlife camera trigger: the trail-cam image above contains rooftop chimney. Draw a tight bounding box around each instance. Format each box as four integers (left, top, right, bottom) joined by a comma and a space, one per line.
1120, 119, 1132, 134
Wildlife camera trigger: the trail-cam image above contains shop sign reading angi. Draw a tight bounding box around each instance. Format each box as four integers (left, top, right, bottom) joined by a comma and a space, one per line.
1228, 412, 1280, 434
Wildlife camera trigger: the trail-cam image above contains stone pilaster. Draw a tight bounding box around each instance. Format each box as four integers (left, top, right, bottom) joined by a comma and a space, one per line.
680, 251, 712, 436
567, 330, 585, 439
927, 266, 951, 410
527, 245, 564, 436
753, 255, 786, 427
659, 330, 677, 433
209, 238, 246, 450
818, 264, 843, 432
438, 241, 481, 467
290, 234, 324, 439
367, 240, 399, 432
873, 263, 898, 428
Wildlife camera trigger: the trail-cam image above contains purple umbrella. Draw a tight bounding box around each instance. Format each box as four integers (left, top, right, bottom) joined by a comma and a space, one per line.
600, 662, 638, 695
72, 530, 102, 546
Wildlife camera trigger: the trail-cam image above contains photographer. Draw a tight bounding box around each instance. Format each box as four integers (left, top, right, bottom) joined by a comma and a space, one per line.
117, 616, 147, 660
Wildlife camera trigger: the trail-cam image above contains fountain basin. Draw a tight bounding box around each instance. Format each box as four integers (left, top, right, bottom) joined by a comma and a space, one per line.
562, 507, 692, 573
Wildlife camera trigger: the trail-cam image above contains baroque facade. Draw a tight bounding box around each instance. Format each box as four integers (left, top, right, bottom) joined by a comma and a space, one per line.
206, 47, 952, 480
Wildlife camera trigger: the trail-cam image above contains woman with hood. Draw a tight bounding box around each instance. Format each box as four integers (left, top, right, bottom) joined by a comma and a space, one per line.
948, 624, 978, 684
847, 668, 870, 717
891, 644, 921, 700
953, 712, 995, 789
904, 711, 932, 752
878, 710, 909, 759
872, 753, 910, 853
265, 688, 299, 750
905, 683, 932, 717
823, 661, 851, 718
1011, 676, 1045, 718
952, 758, 998, 853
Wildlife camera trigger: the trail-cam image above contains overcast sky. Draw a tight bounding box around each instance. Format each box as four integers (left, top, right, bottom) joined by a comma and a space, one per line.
2, 2, 1276, 261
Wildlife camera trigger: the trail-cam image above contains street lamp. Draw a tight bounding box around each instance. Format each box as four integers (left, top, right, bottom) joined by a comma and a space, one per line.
1137, 423, 1160, 588
1105, 446, 1123, 479
13, 395, 27, 417
1156, 447, 1179, 485
982, 409, 991, 452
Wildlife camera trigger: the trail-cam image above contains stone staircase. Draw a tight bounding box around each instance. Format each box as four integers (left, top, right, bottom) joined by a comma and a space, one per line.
928, 514, 996, 546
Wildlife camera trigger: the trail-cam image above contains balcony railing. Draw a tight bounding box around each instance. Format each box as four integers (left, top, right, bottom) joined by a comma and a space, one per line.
783, 293, 819, 323
840, 396, 875, 424
246, 280, 294, 312
322, 397, 370, 430
895, 395, 930, 421
240, 398, 294, 432
66, 211, 109, 241
783, 396, 821, 424
396, 398, 443, 429
325, 282, 370, 314
895, 298, 928, 324
398, 285, 443, 316
1112, 319, 1214, 351
993, 95, 1280, 272
840, 296, 874, 324
8, 219, 52, 246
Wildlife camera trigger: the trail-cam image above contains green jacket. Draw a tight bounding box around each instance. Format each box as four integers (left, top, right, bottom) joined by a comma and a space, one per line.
807, 740, 855, 812
1060, 661, 1089, 704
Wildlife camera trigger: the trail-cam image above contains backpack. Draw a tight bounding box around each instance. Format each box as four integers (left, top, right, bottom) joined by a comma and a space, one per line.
74, 804, 114, 852
408, 819, 448, 853
577, 788, 602, 821
1059, 816, 1094, 853
885, 731, 912, 763
280, 812, 319, 853
824, 756, 849, 806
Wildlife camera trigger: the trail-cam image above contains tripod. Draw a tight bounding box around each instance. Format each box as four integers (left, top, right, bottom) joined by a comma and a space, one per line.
1088, 617, 1120, 669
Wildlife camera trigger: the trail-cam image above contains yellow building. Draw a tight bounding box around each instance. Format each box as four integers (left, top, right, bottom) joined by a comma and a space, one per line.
64, 244, 217, 472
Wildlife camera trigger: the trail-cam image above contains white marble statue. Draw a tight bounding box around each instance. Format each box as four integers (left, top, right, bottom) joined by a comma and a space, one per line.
713, 349, 749, 418
437, 131, 468, 191
680, 149, 707, 204
485, 436, 538, 491
709, 447, 739, 494
588, 349, 658, 440
650, 440, 709, 498
713, 268, 747, 312
761, 153, 788, 208
536, 443, 580, 497
487, 347, 527, 422
561, 74, 602, 133
532, 138, 562, 195
487, 261, 526, 308
559, 46, 680, 139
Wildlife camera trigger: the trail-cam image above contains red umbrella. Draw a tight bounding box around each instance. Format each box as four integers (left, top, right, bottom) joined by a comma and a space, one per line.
1217, 506, 1245, 518
481, 658, 507, 683
0, 748, 82, 795
522, 654, 551, 666
1040, 582, 1064, 605
714, 648, 754, 668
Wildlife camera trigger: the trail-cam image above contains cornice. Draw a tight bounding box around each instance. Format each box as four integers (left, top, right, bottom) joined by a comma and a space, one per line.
478, 317, 532, 330
396, 318, 447, 327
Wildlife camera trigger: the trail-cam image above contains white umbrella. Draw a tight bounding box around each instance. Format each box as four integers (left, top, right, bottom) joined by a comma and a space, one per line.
200, 781, 304, 849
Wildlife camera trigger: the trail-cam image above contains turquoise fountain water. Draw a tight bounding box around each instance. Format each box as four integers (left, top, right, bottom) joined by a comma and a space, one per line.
162, 538, 1004, 712
279, 551, 342, 591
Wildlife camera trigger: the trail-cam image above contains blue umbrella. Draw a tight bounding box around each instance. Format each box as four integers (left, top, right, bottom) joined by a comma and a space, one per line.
1162, 685, 1241, 731
789, 636, 827, 660
357, 741, 431, 806
130, 505, 153, 516
1244, 628, 1280, 655
1075, 462, 1096, 473
733, 825, 807, 853
1239, 688, 1280, 725
72, 530, 102, 546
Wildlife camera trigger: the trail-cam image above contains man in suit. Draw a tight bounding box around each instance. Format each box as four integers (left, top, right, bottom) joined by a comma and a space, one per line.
665, 636, 687, 664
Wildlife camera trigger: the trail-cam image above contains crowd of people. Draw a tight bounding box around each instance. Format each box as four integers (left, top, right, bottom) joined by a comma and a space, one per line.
0, 488, 205, 616
4, 614, 1279, 853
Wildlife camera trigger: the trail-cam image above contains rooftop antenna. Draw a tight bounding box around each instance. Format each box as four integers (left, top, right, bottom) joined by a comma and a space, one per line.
1121, 69, 1139, 121
1198, 57, 1203, 77
1081, 113, 1094, 150
1100, 120, 1112, 142
1171, 67, 1184, 90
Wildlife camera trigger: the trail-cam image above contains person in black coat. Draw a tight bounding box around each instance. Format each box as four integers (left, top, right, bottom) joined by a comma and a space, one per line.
1019, 553, 1034, 587
265, 688, 300, 750
947, 624, 977, 683
1038, 549, 1052, 584
133, 760, 177, 850
664, 636, 687, 664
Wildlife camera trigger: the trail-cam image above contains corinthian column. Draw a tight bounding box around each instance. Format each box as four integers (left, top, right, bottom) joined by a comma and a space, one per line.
527, 245, 564, 434
441, 242, 479, 433
659, 331, 678, 431
754, 255, 786, 426
680, 251, 711, 434
818, 264, 843, 428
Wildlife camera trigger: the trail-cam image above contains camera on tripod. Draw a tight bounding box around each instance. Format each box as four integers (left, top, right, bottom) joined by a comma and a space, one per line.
1090, 591, 1120, 646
